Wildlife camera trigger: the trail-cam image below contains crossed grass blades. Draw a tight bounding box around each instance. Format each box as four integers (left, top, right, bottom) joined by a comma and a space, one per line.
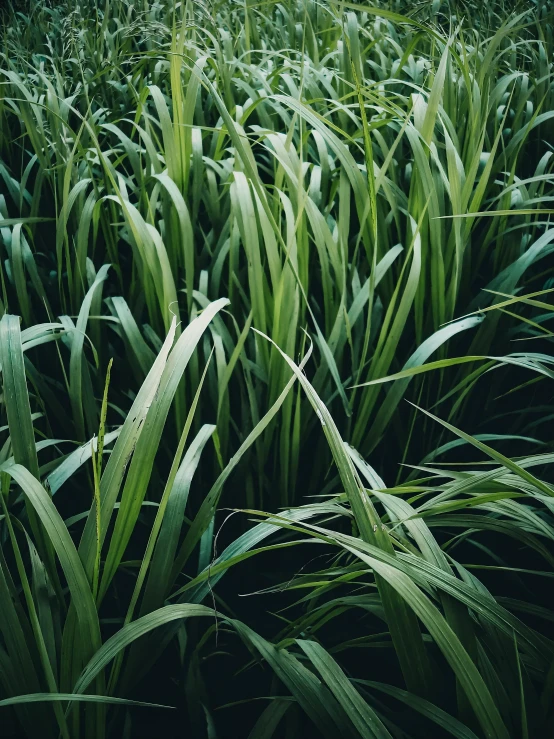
1, 0, 554, 736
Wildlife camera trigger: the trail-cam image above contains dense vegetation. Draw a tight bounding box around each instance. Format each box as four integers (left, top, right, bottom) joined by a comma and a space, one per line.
1, 0, 554, 736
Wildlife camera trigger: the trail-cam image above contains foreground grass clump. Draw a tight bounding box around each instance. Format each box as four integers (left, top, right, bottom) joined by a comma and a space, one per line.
1, 0, 554, 736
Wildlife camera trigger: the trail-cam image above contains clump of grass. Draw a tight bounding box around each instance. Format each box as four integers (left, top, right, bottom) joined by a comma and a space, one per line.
1, 0, 554, 737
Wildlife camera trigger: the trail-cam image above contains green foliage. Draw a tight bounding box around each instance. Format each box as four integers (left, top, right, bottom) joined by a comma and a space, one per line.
0, 0, 554, 736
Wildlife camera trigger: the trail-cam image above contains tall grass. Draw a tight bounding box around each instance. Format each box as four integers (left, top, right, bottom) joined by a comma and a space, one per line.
1, 0, 554, 736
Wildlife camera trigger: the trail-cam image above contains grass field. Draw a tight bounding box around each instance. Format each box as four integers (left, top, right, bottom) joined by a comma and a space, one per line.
1, 0, 554, 736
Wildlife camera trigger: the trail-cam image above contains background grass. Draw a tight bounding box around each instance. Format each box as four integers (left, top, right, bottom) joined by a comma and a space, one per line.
1, 0, 554, 736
